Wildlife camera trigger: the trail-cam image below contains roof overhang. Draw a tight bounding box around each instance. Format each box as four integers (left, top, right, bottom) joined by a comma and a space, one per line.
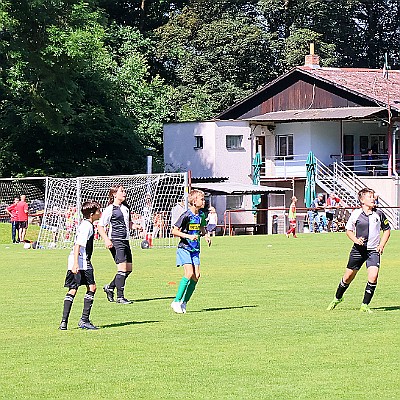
192, 182, 291, 195
244, 106, 387, 123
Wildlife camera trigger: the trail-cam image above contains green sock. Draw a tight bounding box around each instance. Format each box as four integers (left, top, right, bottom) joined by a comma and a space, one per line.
183, 279, 198, 303
174, 277, 190, 302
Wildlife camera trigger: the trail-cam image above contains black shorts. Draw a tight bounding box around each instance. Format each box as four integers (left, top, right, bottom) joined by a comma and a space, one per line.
64, 269, 95, 289
347, 246, 380, 270
18, 221, 28, 229
110, 239, 132, 264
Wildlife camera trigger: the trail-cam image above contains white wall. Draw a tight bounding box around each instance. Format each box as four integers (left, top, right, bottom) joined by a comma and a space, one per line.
310, 121, 341, 166
163, 121, 216, 176
214, 121, 252, 184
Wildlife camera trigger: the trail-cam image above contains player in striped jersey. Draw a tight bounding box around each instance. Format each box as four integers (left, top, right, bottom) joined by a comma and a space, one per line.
327, 188, 390, 313
59, 200, 102, 330
98, 185, 133, 304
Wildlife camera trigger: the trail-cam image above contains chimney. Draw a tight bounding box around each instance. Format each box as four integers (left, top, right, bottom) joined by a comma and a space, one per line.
304, 43, 320, 68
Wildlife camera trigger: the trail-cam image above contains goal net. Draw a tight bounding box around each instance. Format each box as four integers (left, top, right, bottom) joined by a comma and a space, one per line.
0, 177, 47, 224
37, 173, 188, 249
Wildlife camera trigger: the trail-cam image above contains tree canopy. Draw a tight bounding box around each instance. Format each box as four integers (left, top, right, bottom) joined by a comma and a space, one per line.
1, 0, 399, 177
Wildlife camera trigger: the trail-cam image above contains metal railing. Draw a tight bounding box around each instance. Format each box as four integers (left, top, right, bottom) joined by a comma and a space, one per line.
315, 158, 399, 229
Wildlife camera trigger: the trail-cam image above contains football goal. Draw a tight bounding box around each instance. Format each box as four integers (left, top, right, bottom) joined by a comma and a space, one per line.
37, 173, 188, 249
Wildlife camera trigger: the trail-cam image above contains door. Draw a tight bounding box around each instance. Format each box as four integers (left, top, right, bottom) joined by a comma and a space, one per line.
343, 135, 354, 161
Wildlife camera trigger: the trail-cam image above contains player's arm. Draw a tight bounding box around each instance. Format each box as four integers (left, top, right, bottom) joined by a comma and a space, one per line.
346, 229, 364, 245
200, 226, 211, 246
97, 208, 113, 248
172, 225, 197, 241
377, 229, 390, 254
71, 243, 81, 274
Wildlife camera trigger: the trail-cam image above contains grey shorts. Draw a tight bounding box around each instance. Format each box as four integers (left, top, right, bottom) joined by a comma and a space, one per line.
347, 246, 380, 270
110, 239, 132, 264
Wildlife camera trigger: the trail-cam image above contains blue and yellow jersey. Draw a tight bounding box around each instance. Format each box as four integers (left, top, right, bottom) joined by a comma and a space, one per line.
175, 209, 206, 252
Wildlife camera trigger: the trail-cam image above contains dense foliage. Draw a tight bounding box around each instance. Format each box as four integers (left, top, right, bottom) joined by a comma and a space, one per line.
1, 0, 400, 176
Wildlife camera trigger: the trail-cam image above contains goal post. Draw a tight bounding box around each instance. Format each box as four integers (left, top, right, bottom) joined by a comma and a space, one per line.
37, 172, 188, 249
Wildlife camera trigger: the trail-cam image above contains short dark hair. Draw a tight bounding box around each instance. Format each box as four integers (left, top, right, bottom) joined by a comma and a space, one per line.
358, 187, 374, 201
81, 200, 101, 219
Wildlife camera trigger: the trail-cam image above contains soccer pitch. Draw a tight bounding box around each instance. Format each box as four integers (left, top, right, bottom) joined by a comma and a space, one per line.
1, 230, 400, 399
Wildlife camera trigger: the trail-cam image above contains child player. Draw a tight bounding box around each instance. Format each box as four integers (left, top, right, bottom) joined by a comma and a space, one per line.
286, 196, 298, 238
59, 200, 102, 330
326, 188, 390, 313
170, 189, 211, 314
98, 185, 133, 304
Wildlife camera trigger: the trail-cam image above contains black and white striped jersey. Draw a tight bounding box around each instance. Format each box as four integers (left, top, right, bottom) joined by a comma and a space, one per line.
345, 208, 390, 250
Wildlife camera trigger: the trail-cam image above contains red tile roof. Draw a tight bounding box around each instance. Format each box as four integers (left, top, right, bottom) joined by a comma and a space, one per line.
298, 66, 400, 110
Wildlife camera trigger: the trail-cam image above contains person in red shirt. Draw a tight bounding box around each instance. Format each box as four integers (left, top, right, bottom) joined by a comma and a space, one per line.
6, 197, 20, 243
16, 194, 29, 242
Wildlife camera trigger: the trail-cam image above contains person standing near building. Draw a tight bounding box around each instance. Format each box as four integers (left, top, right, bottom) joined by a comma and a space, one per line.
6, 197, 19, 243
98, 185, 134, 304
16, 194, 29, 242
286, 196, 298, 238
326, 188, 390, 313
326, 192, 342, 232
206, 206, 218, 237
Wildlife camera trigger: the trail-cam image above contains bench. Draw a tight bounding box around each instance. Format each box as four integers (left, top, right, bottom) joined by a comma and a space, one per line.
223, 223, 266, 236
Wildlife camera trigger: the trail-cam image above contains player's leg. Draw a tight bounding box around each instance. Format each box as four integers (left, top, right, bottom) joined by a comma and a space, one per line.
182, 262, 201, 312
327, 247, 363, 310
60, 271, 79, 330
79, 273, 98, 330
114, 242, 133, 303
360, 253, 380, 313
171, 249, 194, 313
104, 241, 133, 304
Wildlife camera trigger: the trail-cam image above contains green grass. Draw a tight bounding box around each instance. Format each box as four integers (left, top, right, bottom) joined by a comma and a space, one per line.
1, 225, 400, 399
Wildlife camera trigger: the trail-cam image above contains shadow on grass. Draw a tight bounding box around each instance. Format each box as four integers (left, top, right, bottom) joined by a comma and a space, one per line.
99, 320, 160, 329
372, 305, 400, 311
191, 305, 258, 313
133, 296, 175, 303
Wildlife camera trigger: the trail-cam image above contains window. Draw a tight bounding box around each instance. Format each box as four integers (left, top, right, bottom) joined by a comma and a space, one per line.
226, 135, 243, 149
226, 195, 243, 210
194, 136, 203, 149
275, 135, 293, 158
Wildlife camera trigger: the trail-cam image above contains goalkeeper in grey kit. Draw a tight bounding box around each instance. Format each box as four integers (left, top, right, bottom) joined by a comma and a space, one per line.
98, 185, 134, 304
59, 200, 102, 330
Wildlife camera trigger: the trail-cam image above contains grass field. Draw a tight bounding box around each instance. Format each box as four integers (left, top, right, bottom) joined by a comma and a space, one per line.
1, 224, 400, 399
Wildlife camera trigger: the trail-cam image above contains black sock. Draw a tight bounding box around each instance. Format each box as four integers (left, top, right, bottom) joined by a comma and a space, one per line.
108, 276, 116, 290
362, 281, 377, 305
81, 291, 95, 322
62, 293, 75, 322
335, 279, 349, 300
115, 271, 127, 299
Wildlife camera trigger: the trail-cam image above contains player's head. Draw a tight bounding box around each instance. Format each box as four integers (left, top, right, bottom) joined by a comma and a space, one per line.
291, 196, 297, 202
13, 197, 19, 203
209, 206, 216, 212
81, 200, 101, 219
188, 189, 205, 207
358, 188, 374, 204
20, 194, 26, 201
108, 185, 126, 205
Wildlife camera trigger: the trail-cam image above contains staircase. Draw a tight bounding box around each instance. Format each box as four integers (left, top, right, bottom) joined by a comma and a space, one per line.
315, 158, 399, 229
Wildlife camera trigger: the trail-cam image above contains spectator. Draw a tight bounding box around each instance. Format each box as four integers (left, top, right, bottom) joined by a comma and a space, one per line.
312, 193, 327, 233
16, 194, 29, 242
206, 206, 218, 237
6, 197, 20, 243
326, 192, 342, 232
